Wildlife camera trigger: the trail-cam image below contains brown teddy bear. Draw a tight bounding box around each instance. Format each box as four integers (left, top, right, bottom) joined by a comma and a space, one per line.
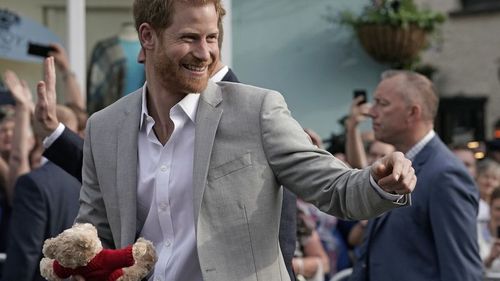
39, 223, 156, 281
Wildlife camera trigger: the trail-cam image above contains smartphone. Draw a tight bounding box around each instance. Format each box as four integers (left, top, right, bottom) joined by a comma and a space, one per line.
27, 42, 55, 57
353, 89, 367, 104
497, 226, 500, 238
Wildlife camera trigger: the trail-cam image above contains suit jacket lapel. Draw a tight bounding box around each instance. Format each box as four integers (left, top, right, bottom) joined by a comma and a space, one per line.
371, 136, 438, 235
410, 136, 439, 175
192, 81, 223, 229
116, 90, 142, 246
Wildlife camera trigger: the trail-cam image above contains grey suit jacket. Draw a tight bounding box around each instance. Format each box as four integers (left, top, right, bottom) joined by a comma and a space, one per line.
76, 81, 406, 281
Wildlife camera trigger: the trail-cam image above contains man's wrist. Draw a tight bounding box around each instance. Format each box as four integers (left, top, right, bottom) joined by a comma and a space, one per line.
42, 123, 65, 149
345, 117, 359, 129
62, 70, 75, 81
15, 100, 31, 110
48, 121, 60, 132
369, 175, 404, 202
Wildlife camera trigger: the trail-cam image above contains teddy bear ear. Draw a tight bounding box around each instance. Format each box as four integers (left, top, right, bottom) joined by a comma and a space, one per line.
42, 237, 57, 259
81, 223, 98, 233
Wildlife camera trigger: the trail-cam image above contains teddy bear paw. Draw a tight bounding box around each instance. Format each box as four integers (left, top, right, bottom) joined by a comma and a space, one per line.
39, 258, 63, 281
132, 238, 157, 270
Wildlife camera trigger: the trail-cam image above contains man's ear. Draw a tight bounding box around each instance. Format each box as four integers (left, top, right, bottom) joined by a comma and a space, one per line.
408, 104, 422, 122
138, 22, 156, 51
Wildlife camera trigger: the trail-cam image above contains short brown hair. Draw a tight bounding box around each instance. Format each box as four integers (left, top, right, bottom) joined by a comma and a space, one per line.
133, 0, 226, 34
381, 70, 439, 122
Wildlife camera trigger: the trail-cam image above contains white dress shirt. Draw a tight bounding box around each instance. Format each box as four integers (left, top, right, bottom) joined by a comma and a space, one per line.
210, 65, 229, 82
137, 84, 202, 281
405, 130, 435, 161
42, 123, 65, 149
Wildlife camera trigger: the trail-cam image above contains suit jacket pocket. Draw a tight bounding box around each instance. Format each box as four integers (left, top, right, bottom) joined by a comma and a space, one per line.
209, 152, 252, 180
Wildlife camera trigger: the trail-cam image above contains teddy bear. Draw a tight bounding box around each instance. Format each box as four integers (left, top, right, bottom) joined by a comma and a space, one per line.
39, 223, 157, 281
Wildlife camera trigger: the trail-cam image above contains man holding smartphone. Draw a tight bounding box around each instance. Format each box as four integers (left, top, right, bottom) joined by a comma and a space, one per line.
350, 70, 482, 281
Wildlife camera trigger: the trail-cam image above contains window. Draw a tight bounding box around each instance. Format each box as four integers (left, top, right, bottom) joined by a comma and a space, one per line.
461, 0, 500, 11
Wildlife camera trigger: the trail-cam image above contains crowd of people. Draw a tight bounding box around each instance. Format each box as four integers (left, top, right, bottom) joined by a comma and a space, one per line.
0, 0, 499, 281
0, 46, 87, 280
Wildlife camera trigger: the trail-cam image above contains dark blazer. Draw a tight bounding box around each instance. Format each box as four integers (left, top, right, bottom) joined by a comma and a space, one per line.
43, 128, 84, 182
0, 190, 10, 277
220, 68, 297, 280
42, 68, 297, 280
221, 68, 240, 83
0, 188, 10, 252
350, 136, 482, 281
1, 162, 80, 281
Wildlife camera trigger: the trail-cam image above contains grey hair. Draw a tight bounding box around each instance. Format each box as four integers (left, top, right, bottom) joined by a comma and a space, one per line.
380, 70, 439, 121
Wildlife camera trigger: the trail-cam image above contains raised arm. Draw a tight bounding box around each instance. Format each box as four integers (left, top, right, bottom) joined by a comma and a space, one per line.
345, 96, 370, 168
35, 57, 85, 182
3, 70, 34, 205
34, 57, 59, 138
48, 43, 85, 111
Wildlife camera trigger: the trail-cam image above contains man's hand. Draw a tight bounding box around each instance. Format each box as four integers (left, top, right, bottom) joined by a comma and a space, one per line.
34, 57, 59, 138
48, 43, 71, 73
345, 96, 371, 129
370, 151, 416, 195
304, 128, 324, 149
485, 239, 500, 268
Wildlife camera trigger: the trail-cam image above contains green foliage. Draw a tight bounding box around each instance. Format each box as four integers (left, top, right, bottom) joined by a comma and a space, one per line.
337, 0, 446, 32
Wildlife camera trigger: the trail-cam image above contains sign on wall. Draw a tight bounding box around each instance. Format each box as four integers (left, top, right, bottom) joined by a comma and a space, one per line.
0, 9, 61, 62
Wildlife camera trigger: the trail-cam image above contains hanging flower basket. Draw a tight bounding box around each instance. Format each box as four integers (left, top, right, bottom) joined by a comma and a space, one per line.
355, 24, 428, 65
334, 0, 446, 68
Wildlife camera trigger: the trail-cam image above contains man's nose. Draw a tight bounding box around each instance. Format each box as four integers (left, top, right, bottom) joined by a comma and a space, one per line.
368, 106, 377, 118
193, 40, 211, 61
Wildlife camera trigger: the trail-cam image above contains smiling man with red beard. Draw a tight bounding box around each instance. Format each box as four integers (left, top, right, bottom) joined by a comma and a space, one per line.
73, 1, 418, 281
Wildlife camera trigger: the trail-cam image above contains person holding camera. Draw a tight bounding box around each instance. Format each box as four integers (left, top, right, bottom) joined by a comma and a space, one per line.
350, 70, 482, 281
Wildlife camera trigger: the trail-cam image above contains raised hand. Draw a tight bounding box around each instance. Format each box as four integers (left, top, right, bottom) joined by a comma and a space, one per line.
48, 43, 71, 73
34, 57, 59, 138
485, 239, 500, 268
370, 151, 416, 195
346, 96, 371, 128
3, 70, 34, 113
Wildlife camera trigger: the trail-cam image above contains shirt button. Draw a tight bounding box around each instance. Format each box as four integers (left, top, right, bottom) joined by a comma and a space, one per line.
160, 165, 167, 172
154, 277, 162, 281
159, 202, 168, 211
165, 241, 171, 247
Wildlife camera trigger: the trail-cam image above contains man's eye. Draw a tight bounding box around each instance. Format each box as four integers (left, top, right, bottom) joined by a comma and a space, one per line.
182, 36, 195, 42
376, 100, 389, 106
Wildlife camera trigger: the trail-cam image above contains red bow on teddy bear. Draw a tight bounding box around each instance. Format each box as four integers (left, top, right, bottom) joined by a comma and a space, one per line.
53, 246, 134, 281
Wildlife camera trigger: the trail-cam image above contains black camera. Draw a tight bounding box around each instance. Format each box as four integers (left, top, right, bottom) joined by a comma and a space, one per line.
27, 42, 55, 57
